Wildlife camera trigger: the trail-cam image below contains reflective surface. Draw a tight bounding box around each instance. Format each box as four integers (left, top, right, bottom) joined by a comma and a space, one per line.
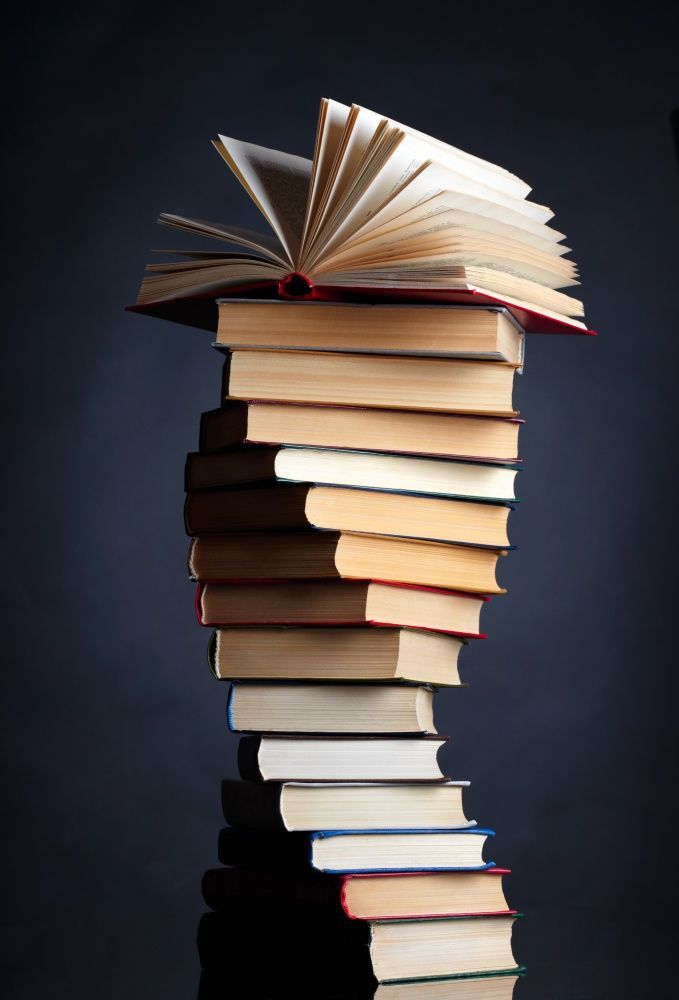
192, 904, 676, 998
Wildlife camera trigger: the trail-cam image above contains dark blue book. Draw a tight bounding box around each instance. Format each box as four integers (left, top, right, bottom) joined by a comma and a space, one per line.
217, 825, 496, 874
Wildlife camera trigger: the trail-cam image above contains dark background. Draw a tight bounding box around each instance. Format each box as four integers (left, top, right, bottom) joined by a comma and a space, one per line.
3, 2, 679, 997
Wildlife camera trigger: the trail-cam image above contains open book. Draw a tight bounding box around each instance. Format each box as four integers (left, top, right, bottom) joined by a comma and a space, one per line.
134, 98, 588, 333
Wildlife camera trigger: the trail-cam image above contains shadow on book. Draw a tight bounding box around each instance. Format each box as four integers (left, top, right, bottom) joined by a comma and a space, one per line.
195, 910, 523, 999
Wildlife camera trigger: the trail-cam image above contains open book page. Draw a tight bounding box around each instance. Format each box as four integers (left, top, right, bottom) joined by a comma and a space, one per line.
311, 139, 554, 270
158, 214, 289, 264
316, 227, 579, 288
333, 201, 569, 258
213, 136, 311, 264
137, 255, 286, 304
144, 254, 274, 271
302, 104, 388, 260
306, 127, 423, 269
375, 155, 554, 223
302, 98, 353, 249
314, 245, 576, 289
350, 188, 565, 249
386, 114, 532, 200
320, 100, 532, 202
316, 263, 584, 317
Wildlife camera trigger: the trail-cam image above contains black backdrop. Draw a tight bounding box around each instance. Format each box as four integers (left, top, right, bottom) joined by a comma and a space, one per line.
3, 3, 679, 997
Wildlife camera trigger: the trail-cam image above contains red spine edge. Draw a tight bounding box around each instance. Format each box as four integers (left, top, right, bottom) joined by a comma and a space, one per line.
277, 273, 315, 299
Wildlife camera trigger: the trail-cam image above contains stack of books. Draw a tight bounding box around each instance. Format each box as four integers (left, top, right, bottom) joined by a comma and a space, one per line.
189, 304, 523, 996
131, 99, 591, 998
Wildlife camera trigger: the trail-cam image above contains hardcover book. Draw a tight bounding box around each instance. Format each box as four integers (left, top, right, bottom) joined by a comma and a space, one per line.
197, 579, 488, 637
199, 402, 523, 463
130, 97, 590, 337
216, 825, 498, 874
201, 865, 514, 920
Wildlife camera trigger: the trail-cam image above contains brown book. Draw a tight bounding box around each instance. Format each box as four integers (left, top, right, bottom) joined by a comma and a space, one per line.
197, 579, 487, 637
209, 626, 465, 685
216, 301, 523, 363
186, 484, 511, 546
198, 402, 249, 451
225, 350, 517, 416
189, 531, 506, 594
184, 484, 310, 535
201, 402, 521, 462
227, 683, 438, 736
185, 446, 278, 490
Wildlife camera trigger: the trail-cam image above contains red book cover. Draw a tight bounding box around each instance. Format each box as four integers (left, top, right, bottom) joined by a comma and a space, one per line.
339, 868, 515, 921
126, 275, 596, 337
201, 865, 516, 921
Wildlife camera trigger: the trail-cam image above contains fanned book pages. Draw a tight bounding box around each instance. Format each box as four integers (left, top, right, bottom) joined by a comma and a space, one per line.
131, 98, 591, 335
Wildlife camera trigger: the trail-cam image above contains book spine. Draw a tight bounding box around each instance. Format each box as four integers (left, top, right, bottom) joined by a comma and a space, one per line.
217, 826, 312, 870
185, 485, 312, 536
220, 779, 286, 831
198, 401, 249, 453
201, 867, 344, 915
221, 353, 232, 402
207, 631, 219, 680
183, 494, 193, 536
237, 736, 263, 781
196, 910, 372, 979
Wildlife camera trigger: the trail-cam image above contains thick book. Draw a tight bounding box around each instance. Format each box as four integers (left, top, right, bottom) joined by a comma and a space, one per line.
197, 580, 488, 638
238, 735, 448, 782
185, 446, 278, 490
225, 350, 517, 417
189, 532, 507, 595
186, 483, 513, 547
214, 301, 524, 362
197, 909, 522, 983
217, 826, 496, 874
221, 779, 472, 831
227, 682, 437, 735
275, 447, 519, 502
201, 866, 513, 920
132, 96, 587, 336
210, 626, 464, 685
201, 402, 523, 462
